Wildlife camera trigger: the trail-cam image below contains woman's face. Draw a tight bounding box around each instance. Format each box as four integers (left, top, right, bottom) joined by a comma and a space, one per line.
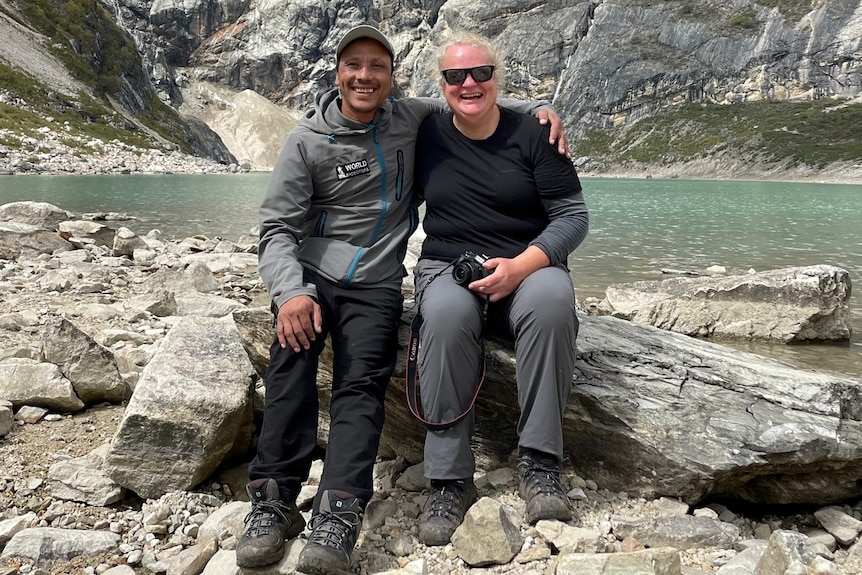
440, 43, 498, 124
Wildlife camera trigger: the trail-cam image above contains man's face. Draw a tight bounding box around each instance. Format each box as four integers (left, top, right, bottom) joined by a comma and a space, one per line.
336, 39, 394, 123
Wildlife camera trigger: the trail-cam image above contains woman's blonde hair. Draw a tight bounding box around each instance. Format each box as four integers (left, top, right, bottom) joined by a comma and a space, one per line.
435, 31, 506, 86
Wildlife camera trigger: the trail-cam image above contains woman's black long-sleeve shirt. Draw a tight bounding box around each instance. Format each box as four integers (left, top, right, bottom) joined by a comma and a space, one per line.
415, 106, 589, 266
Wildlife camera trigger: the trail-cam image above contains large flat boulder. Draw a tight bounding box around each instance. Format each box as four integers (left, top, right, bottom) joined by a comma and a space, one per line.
0, 221, 71, 260
368, 305, 862, 506
597, 265, 851, 342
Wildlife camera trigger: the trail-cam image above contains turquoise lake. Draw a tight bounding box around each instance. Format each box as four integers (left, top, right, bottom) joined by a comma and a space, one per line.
1, 173, 860, 378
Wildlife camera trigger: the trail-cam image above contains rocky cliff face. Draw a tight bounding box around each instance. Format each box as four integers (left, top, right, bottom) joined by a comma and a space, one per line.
109, 0, 861, 142
4, 0, 859, 171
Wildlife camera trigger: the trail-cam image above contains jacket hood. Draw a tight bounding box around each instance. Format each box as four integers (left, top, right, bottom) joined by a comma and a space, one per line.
301, 87, 393, 136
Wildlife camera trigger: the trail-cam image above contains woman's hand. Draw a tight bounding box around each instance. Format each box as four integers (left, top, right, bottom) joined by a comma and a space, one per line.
469, 246, 552, 302
469, 258, 520, 301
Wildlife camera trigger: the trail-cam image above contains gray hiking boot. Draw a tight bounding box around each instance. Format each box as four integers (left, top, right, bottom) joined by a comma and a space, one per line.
417, 478, 477, 546
235, 478, 305, 568
517, 449, 572, 524
296, 489, 364, 575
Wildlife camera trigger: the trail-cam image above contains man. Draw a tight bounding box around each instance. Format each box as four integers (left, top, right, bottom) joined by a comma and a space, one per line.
237, 24, 569, 574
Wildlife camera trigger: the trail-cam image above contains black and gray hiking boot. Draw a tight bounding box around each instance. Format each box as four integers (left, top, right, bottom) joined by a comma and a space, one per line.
296, 489, 364, 575
517, 449, 572, 524
417, 478, 478, 546
235, 478, 305, 568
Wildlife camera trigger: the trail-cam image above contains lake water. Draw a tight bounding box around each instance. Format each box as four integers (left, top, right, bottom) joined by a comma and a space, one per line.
1, 173, 860, 378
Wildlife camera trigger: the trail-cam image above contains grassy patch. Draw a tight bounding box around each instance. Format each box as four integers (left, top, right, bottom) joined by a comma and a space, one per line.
0, 63, 154, 152
726, 8, 760, 32
575, 99, 862, 169
755, 0, 816, 22
15, 0, 142, 98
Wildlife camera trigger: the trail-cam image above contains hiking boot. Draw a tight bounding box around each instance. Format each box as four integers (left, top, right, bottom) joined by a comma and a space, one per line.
235, 478, 305, 568
517, 449, 572, 524
417, 478, 478, 546
296, 489, 364, 575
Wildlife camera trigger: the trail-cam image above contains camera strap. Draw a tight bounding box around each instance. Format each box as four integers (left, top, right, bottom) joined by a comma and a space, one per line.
405, 286, 489, 432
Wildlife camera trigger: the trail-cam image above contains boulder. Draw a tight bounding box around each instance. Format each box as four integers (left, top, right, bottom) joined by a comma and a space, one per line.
103, 316, 256, 499
112, 226, 148, 257
0, 527, 120, 567
57, 220, 116, 247
370, 304, 862, 506
0, 201, 73, 229
47, 444, 124, 506
41, 318, 128, 404
0, 400, 13, 437
597, 265, 851, 342
0, 360, 84, 413
228, 265, 862, 507
0, 221, 71, 260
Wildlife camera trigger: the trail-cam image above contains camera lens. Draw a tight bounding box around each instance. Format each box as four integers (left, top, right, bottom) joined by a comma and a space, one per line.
452, 264, 468, 284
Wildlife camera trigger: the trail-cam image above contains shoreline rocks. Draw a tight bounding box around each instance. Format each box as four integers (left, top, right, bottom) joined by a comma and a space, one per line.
0, 125, 244, 176
2, 201, 862, 574
596, 265, 852, 343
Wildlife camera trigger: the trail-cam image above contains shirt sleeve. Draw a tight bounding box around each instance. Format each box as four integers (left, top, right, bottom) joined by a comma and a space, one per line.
528, 126, 589, 266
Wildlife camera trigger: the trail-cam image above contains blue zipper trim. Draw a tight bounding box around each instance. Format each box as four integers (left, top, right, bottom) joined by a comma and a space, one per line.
371, 124, 388, 241
396, 149, 404, 200
314, 211, 327, 236
345, 123, 387, 287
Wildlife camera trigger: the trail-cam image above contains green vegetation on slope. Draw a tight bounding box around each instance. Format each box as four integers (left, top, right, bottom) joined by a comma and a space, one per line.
18, 0, 140, 97
0, 0, 196, 154
0, 63, 153, 151
575, 99, 862, 170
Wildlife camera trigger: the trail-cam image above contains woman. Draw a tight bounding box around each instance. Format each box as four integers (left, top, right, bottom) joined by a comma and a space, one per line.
411, 32, 590, 546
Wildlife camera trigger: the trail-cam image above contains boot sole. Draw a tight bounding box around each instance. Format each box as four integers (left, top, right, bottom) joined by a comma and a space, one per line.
236, 545, 286, 568
296, 554, 353, 575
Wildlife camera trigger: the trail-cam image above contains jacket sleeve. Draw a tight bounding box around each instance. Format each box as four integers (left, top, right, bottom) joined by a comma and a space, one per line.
398, 97, 449, 121
258, 131, 318, 309
529, 128, 589, 266
498, 98, 553, 115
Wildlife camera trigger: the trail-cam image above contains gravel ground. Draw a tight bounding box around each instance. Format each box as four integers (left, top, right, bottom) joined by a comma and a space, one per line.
4, 401, 862, 575
2, 230, 862, 575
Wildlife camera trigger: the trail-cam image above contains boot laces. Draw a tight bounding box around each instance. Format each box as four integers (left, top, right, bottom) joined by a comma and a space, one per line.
244, 500, 291, 538
427, 481, 466, 520
307, 509, 361, 553
520, 458, 566, 498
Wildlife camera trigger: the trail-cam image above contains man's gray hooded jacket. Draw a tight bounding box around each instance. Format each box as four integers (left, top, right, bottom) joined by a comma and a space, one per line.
258, 87, 546, 308
259, 88, 445, 308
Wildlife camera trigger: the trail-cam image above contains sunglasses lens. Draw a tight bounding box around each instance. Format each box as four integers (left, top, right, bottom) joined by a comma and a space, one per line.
471, 66, 494, 82
442, 69, 468, 84
441, 66, 495, 85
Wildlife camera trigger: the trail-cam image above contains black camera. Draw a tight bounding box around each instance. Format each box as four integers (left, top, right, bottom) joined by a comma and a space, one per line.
452, 251, 490, 287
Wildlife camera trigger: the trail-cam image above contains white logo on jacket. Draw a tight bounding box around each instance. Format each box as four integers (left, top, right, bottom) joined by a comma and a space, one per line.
336, 160, 371, 180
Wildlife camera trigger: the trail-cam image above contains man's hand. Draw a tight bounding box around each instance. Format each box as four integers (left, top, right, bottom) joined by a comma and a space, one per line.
535, 108, 570, 158
276, 295, 322, 352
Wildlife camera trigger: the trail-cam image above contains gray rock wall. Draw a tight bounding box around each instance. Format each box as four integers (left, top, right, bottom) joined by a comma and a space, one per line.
111, 0, 862, 139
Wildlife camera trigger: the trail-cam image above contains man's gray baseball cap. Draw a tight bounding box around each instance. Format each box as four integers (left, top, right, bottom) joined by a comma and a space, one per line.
336, 25, 395, 61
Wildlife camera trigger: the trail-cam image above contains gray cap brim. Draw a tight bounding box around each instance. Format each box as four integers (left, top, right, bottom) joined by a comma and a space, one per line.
336, 25, 395, 61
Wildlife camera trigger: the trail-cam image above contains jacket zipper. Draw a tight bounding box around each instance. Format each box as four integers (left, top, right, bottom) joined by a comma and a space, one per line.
345, 123, 388, 286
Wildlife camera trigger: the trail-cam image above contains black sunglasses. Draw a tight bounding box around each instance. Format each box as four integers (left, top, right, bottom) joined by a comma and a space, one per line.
441, 65, 495, 85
